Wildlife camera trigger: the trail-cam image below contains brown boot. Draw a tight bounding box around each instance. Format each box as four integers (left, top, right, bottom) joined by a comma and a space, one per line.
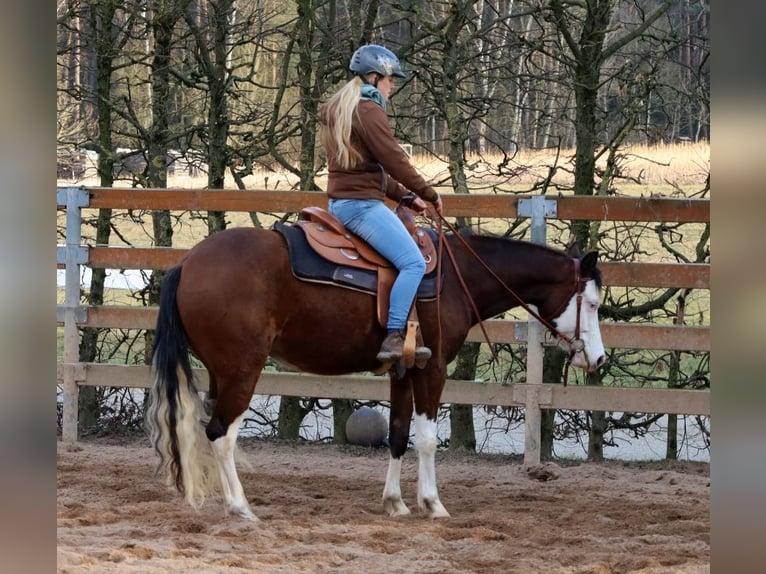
377, 330, 406, 362
377, 330, 433, 363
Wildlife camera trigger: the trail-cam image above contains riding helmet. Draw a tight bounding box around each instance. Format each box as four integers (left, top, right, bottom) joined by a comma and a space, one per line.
349, 44, 406, 79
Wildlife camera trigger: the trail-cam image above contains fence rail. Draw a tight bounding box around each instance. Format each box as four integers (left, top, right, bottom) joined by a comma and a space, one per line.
57, 187, 710, 463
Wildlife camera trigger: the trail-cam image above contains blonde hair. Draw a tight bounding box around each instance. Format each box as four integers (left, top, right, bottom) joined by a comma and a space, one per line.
321, 76, 365, 169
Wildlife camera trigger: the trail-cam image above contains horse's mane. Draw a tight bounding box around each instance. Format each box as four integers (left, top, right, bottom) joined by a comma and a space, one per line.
453, 228, 565, 255
449, 228, 602, 287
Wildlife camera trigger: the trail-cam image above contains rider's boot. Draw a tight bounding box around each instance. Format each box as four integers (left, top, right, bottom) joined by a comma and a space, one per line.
377, 330, 431, 363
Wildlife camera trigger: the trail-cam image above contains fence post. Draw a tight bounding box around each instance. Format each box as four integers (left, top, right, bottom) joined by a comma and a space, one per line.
517, 196, 557, 467
57, 186, 89, 448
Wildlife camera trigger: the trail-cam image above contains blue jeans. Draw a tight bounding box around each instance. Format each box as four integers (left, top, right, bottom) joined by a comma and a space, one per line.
329, 199, 426, 331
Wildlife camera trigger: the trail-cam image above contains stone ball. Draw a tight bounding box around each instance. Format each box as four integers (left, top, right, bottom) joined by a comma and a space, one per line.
345, 407, 388, 447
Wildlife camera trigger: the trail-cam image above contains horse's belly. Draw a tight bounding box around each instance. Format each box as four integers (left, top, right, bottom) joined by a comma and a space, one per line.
270, 318, 382, 376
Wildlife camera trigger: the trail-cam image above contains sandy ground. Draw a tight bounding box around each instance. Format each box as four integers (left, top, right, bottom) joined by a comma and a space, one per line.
57, 436, 709, 573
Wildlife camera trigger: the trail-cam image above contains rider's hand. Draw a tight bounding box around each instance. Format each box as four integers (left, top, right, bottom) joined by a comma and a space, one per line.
430, 194, 443, 216
410, 196, 428, 214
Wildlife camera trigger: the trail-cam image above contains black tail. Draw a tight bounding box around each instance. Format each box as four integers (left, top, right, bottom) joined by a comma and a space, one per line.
148, 265, 194, 494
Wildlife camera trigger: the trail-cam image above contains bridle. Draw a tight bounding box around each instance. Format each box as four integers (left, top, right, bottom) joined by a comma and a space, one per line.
552, 257, 591, 386
429, 211, 590, 385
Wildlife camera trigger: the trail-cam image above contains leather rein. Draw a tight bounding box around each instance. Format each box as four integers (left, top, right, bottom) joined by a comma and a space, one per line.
426, 209, 589, 385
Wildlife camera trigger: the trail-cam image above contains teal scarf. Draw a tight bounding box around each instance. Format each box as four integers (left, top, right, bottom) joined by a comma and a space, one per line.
360, 84, 387, 112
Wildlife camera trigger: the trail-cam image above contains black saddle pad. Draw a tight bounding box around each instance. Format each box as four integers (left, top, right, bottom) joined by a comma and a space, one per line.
273, 221, 441, 300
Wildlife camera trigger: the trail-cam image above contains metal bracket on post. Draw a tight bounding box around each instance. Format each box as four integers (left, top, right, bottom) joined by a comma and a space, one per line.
56, 186, 91, 209
517, 195, 557, 219
517, 196, 557, 245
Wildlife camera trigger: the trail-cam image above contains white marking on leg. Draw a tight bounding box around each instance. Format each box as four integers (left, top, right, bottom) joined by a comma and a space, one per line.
210, 412, 257, 521
413, 414, 450, 518
382, 456, 410, 516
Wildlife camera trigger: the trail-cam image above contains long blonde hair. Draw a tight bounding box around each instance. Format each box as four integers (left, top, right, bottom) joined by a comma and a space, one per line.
320, 76, 364, 169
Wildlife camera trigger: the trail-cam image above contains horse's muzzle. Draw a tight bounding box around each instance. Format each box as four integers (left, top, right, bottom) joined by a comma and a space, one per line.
567, 341, 605, 372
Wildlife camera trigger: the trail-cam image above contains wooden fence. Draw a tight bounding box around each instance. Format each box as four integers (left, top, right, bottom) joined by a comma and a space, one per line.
57, 187, 710, 463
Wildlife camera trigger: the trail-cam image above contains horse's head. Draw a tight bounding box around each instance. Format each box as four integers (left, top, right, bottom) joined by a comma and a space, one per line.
547, 248, 606, 373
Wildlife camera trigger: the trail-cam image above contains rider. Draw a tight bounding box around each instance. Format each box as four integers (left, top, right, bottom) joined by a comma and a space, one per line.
319, 44, 444, 364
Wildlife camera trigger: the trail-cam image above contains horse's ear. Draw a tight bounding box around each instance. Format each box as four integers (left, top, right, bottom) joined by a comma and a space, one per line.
580, 250, 599, 274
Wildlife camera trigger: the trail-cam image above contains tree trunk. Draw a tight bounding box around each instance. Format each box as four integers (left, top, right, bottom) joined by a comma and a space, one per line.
586, 371, 605, 461
277, 397, 309, 440
332, 399, 354, 445
295, 0, 322, 191
667, 290, 688, 460
450, 404, 476, 452
76, 1, 118, 435
541, 346, 568, 460
145, 3, 182, 371
666, 411, 678, 460
449, 342, 480, 452
207, 0, 233, 234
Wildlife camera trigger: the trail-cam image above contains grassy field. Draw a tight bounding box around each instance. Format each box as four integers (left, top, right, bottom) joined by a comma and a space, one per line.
59, 141, 709, 243
63, 141, 709, 193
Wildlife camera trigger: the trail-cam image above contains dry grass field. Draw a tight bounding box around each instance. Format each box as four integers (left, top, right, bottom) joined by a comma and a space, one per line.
58, 141, 709, 245
62, 141, 709, 196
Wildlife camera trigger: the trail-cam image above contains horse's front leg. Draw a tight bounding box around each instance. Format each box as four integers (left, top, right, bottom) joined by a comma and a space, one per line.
413, 413, 450, 518
382, 372, 413, 516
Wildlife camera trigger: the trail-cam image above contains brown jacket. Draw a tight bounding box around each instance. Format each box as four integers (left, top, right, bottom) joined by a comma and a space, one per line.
321, 100, 438, 203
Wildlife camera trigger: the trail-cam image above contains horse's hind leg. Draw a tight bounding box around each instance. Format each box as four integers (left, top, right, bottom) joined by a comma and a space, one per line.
382, 371, 414, 516
208, 410, 256, 520
205, 373, 261, 521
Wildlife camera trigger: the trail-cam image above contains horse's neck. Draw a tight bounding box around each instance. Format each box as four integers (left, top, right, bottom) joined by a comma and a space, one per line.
454, 237, 569, 320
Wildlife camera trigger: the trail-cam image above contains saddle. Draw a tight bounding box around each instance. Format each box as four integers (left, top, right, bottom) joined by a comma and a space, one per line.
297, 206, 438, 275
298, 206, 439, 370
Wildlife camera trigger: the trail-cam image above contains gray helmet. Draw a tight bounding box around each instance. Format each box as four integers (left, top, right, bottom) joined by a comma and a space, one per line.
349, 44, 406, 79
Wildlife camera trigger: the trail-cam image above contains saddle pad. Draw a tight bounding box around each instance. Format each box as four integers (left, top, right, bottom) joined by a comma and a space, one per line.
273, 221, 442, 300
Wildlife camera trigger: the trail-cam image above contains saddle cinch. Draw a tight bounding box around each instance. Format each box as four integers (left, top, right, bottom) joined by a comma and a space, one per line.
296, 206, 438, 329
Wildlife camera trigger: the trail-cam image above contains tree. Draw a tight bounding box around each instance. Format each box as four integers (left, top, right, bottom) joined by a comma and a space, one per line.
58, 0, 131, 433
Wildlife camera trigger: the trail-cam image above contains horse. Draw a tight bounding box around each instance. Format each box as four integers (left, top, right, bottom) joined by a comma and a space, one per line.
146, 222, 605, 521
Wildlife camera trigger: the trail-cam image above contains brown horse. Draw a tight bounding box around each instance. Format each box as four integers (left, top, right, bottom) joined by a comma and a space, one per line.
146, 224, 605, 521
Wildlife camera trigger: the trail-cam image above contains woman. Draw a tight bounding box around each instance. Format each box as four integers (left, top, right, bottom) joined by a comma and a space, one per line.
319, 44, 443, 364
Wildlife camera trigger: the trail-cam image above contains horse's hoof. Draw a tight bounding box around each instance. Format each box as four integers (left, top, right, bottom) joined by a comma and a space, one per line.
420, 498, 450, 518
227, 505, 259, 522
383, 497, 411, 517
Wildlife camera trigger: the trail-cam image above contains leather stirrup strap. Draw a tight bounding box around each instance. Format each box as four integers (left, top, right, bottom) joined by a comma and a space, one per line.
403, 319, 418, 368
376, 267, 396, 326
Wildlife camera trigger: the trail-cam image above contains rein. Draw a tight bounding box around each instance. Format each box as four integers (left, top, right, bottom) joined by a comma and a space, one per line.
428, 209, 588, 385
